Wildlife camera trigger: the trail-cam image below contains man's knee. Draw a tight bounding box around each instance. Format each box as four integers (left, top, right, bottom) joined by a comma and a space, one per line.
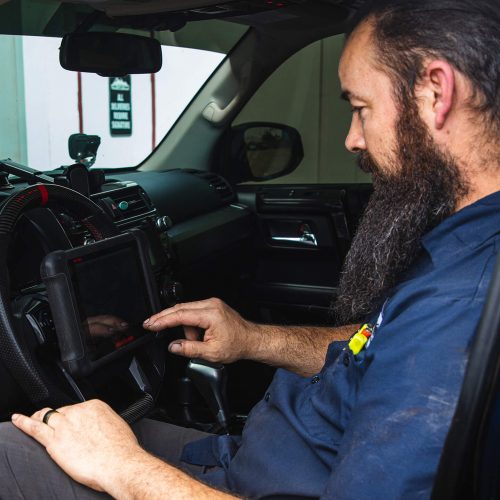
0, 421, 108, 499
0, 421, 45, 458
0, 421, 50, 477
0, 421, 49, 497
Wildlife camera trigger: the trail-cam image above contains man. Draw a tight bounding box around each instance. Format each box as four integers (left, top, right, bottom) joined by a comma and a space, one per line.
1, 0, 499, 498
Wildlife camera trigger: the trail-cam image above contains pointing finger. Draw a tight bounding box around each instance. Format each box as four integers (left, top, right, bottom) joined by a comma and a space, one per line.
144, 298, 222, 325
144, 308, 213, 331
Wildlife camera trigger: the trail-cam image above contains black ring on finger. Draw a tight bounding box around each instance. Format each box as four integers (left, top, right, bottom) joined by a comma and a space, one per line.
42, 409, 59, 425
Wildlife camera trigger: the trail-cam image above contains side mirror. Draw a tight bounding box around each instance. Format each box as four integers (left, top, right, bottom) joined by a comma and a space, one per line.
215, 122, 304, 184
60, 32, 162, 77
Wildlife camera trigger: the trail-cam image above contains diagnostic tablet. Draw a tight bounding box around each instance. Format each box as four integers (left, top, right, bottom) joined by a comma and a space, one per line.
41, 230, 160, 376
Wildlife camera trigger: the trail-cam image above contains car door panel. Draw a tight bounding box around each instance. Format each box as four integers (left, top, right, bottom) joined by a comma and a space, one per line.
238, 183, 372, 325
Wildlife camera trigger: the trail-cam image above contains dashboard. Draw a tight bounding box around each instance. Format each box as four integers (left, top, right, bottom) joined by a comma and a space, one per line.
7, 168, 255, 292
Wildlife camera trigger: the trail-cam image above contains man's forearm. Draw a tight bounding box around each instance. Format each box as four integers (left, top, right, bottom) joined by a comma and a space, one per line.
104, 448, 237, 500
144, 300, 358, 373
244, 323, 358, 376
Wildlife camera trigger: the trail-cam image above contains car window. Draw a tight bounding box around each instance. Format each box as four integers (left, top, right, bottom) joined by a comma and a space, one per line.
0, 20, 246, 171
234, 33, 371, 185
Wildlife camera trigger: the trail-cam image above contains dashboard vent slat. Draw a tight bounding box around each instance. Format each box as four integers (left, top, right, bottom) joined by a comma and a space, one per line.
190, 171, 235, 204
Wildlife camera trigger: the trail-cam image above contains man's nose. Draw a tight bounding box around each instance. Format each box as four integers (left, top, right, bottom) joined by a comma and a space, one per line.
345, 118, 366, 153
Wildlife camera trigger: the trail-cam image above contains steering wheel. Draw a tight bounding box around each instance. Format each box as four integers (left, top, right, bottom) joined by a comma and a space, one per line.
0, 184, 121, 407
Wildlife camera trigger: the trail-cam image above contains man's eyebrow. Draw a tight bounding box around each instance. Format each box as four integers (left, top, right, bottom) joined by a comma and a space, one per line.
340, 90, 364, 102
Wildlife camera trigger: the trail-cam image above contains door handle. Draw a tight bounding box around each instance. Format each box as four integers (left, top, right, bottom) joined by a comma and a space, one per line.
271, 224, 318, 247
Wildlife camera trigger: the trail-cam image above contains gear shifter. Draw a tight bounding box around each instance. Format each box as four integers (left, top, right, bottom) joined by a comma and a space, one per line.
186, 358, 229, 433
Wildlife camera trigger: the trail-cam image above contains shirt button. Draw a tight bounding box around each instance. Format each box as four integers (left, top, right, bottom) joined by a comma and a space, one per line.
264, 392, 271, 402
311, 375, 320, 384
343, 353, 350, 367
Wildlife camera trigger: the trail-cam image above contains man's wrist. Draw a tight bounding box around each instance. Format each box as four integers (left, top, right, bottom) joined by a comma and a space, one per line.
240, 321, 267, 361
98, 445, 152, 498
241, 322, 282, 365
99, 444, 235, 500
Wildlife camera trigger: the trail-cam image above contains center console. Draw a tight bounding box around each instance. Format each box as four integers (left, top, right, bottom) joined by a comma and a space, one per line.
90, 181, 182, 307
91, 181, 170, 271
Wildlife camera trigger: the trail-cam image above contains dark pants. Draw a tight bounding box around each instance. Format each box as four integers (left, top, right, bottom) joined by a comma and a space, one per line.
0, 419, 212, 499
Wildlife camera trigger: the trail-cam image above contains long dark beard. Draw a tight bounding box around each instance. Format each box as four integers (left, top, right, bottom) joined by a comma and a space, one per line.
333, 99, 469, 325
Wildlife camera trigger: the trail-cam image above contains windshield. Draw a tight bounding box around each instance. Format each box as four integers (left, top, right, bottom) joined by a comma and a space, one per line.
0, 20, 245, 171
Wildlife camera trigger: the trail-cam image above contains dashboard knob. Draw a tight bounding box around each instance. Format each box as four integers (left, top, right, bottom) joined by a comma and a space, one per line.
161, 280, 183, 306
155, 215, 173, 232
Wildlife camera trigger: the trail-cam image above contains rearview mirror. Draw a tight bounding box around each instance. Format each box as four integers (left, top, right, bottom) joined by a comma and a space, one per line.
60, 32, 162, 77
215, 122, 304, 184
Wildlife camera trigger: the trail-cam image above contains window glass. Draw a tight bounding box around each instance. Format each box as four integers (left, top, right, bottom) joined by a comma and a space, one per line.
234, 34, 372, 185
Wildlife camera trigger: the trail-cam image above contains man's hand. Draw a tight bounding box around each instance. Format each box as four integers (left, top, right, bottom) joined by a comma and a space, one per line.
85, 314, 129, 337
11, 401, 236, 499
11, 400, 142, 492
143, 298, 256, 364
144, 297, 357, 376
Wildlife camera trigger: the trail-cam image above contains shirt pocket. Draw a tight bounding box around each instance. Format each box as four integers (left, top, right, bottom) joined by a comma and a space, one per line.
301, 349, 374, 445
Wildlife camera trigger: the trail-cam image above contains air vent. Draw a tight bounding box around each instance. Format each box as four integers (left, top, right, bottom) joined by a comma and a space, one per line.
192, 171, 235, 204
94, 185, 155, 222
111, 188, 153, 218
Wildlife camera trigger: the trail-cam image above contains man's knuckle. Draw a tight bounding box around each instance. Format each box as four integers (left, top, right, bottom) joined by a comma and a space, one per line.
29, 420, 42, 435
186, 343, 198, 355
87, 399, 102, 410
210, 297, 222, 307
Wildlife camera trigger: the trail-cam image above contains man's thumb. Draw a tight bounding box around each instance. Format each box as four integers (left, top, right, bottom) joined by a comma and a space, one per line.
168, 340, 204, 358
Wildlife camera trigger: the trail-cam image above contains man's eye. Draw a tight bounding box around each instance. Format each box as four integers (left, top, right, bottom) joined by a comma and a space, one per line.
351, 106, 364, 114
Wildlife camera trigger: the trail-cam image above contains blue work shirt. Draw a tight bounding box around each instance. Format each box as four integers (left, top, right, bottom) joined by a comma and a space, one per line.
182, 191, 500, 499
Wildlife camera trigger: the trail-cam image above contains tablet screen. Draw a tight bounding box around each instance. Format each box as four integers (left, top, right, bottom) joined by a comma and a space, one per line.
69, 241, 152, 360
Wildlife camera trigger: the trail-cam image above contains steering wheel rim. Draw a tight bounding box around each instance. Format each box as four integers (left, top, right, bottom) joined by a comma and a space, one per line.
0, 183, 119, 405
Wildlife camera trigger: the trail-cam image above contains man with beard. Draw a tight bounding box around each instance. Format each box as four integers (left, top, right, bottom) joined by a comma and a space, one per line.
2, 0, 499, 498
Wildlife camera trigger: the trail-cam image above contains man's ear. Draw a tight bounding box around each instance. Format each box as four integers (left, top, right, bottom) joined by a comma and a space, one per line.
423, 60, 456, 130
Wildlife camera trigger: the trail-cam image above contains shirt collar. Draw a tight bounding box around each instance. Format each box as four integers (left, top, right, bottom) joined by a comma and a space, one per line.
421, 190, 500, 264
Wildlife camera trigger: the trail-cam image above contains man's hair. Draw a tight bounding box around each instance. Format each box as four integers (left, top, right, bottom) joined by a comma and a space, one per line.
349, 0, 500, 131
